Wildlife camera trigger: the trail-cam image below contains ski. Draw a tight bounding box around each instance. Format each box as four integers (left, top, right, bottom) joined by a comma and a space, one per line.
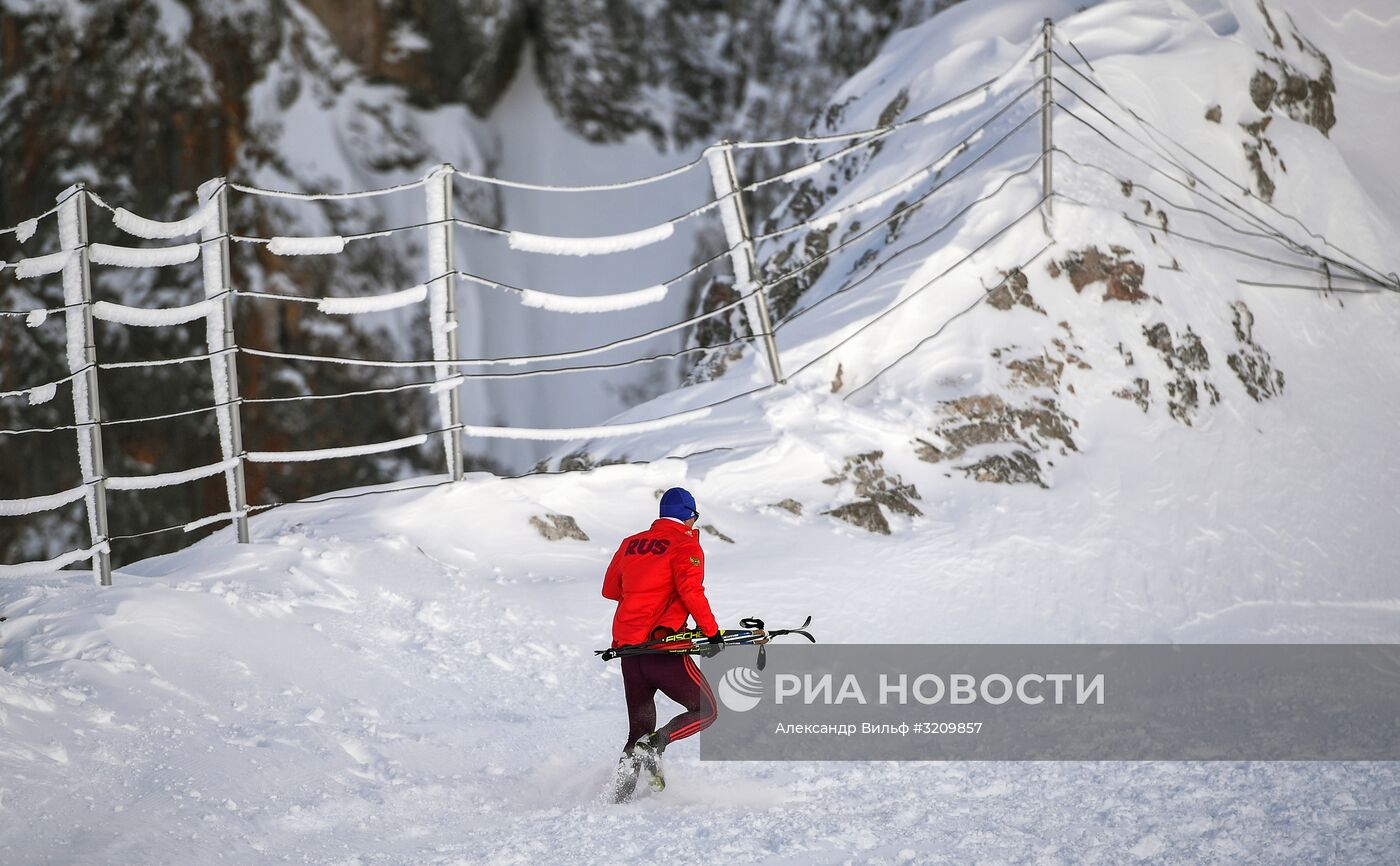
596, 615, 815, 663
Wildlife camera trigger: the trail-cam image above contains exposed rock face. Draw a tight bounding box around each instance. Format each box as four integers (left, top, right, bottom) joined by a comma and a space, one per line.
1239, 1, 1336, 200
529, 513, 589, 542
1047, 246, 1148, 303
914, 279, 1087, 489
700, 524, 734, 544
916, 391, 1077, 489
1226, 301, 1285, 401
1114, 377, 1152, 413
823, 451, 922, 534
825, 499, 891, 535
986, 267, 1043, 313
1144, 322, 1220, 426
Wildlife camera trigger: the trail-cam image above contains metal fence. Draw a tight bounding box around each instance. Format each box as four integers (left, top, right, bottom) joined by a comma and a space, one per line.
2, 21, 1393, 584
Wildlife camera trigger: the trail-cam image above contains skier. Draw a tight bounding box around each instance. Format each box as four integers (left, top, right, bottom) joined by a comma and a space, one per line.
602, 486, 720, 802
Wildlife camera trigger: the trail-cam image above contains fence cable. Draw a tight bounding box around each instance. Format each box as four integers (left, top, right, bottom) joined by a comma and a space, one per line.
784, 195, 1047, 382
1048, 53, 1396, 287
754, 78, 1044, 243
843, 240, 1056, 400
774, 152, 1046, 331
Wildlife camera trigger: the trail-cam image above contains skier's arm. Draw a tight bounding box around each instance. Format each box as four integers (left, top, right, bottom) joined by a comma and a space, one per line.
601, 544, 624, 600
674, 544, 719, 635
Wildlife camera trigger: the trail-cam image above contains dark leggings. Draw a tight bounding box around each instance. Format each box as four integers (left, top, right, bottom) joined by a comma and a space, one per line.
622, 652, 717, 753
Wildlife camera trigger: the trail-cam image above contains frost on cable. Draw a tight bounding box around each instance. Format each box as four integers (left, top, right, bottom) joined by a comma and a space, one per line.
14, 217, 38, 244
93, 299, 216, 327
112, 203, 214, 239
0, 541, 109, 579
0, 483, 88, 517
89, 242, 200, 268
25, 308, 49, 328
106, 458, 239, 491
462, 407, 711, 440
15, 249, 73, 279
519, 284, 667, 313
27, 382, 58, 406
317, 284, 428, 315
267, 235, 346, 256
507, 222, 675, 257
246, 434, 429, 463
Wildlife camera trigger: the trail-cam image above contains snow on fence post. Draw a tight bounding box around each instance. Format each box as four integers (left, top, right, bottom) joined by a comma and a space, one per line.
57, 183, 113, 585
425, 164, 464, 481
706, 143, 785, 385
1041, 18, 1055, 234
199, 179, 251, 543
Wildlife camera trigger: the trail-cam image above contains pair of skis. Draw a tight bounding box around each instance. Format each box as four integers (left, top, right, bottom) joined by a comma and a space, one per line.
596, 616, 815, 669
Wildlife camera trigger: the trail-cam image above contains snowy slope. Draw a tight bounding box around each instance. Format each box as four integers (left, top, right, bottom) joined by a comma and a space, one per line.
4, 0, 1400, 862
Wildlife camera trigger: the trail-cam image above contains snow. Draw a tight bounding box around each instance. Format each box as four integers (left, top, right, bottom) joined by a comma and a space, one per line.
519, 284, 668, 313
0, 540, 106, 579
56, 189, 100, 546
25, 308, 48, 328
92, 299, 216, 327
429, 374, 464, 394
14, 216, 39, 243
266, 235, 347, 256
424, 167, 457, 474
0, 482, 87, 517
88, 242, 200, 268
706, 146, 767, 342
506, 222, 676, 256
5, 0, 1400, 862
0, 371, 74, 401
181, 510, 246, 533
245, 433, 429, 463
106, 458, 240, 491
316, 284, 428, 315
111, 203, 214, 239
14, 249, 72, 279
462, 406, 711, 439
27, 381, 58, 406
197, 179, 239, 515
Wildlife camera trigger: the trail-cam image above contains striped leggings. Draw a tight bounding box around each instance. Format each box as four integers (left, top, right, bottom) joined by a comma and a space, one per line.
622, 652, 717, 752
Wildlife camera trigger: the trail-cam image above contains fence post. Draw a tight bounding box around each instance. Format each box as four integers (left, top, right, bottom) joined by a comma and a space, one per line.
58, 184, 113, 585
200, 179, 250, 543
425, 164, 463, 481
1041, 18, 1054, 234
706, 143, 784, 384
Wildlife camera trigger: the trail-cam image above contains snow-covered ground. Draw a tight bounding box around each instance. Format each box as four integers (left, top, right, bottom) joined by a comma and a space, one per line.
4, 0, 1400, 862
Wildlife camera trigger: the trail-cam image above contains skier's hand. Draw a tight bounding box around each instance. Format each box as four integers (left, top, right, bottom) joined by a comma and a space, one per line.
706, 632, 724, 645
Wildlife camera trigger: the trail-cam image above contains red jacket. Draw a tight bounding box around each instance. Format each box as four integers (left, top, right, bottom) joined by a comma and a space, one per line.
602, 518, 718, 647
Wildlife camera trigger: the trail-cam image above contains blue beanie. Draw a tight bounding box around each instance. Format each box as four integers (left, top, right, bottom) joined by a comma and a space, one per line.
659, 487, 698, 522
